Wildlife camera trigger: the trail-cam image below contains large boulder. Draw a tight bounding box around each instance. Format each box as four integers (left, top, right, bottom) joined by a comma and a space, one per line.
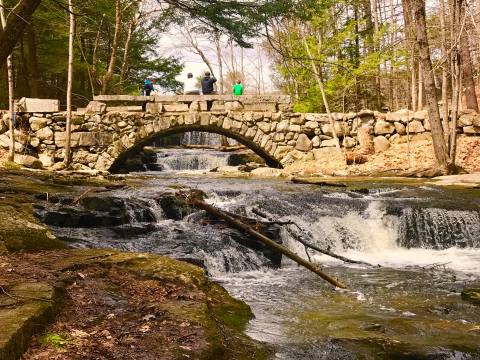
407, 120, 425, 133
29, 116, 49, 131
374, 121, 395, 135
374, 136, 390, 152
14, 154, 43, 169
295, 134, 313, 151
35, 126, 54, 141
394, 122, 406, 135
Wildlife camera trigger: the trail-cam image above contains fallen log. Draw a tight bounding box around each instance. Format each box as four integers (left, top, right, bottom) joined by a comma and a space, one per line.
291, 178, 348, 187
182, 196, 347, 288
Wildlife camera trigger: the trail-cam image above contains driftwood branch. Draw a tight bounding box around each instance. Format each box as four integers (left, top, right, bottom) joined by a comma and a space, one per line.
180, 194, 347, 288
291, 178, 347, 187
252, 207, 374, 267
286, 226, 373, 266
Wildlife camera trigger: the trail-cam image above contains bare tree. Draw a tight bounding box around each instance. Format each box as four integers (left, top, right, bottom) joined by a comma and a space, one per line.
404, 0, 452, 172
64, 0, 75, 165
0, 0, 16, 162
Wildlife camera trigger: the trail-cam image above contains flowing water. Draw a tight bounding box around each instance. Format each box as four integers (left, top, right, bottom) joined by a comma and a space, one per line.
39, 149, 480, 359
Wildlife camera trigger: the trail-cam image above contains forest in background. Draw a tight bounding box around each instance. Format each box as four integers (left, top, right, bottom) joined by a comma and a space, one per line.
1, 0, 478, 172
267, 0, 480, 115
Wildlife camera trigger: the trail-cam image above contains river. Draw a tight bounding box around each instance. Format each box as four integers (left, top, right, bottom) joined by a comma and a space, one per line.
37, 145, 480, 359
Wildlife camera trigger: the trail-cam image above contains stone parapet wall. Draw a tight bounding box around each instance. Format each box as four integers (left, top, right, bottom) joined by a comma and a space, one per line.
1, 105, 479, 172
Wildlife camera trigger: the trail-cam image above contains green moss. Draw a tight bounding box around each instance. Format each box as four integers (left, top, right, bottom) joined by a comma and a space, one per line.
39, 332, 70, 348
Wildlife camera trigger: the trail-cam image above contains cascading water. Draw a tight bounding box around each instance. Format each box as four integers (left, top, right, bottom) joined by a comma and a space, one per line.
153, 148, 231, 171
37, 172, 480, 359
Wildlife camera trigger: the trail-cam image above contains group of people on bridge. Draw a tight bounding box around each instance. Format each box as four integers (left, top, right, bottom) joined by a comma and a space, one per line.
144, 71, 244, 96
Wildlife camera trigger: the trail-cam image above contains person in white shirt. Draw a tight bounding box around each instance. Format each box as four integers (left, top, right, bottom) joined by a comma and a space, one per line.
184, 73, 200, 95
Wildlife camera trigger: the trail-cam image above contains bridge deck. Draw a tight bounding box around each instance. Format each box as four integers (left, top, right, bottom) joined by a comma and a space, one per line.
93, 94, 291, 104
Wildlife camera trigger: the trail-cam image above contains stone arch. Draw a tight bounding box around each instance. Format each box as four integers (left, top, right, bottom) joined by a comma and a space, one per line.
108, 123, 283, 172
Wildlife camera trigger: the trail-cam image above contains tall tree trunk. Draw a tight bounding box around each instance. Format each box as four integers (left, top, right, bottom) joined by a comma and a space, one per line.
302, 35, 341, 150
403, 0, 418, 111
405, 0, 451, 171
64, 0, 75, 166
0, 0, 15, 162
25, 23, 39, 97
440, 0, 450, 141
119, 20, 135, 90
214, 31, 224, 94
418, 62, 424, 110
460, 30, 479, 111
0, 0, 41, 67
100, 0, 121, 94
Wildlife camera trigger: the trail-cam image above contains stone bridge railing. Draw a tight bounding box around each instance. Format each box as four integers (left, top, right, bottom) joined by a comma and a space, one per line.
0, 96, 479, 171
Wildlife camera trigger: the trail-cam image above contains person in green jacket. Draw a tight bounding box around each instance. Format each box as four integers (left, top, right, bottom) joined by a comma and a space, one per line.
232, 80, 244, 96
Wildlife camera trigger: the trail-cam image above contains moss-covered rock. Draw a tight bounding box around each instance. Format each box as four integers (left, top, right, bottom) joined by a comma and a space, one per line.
461, 287, 480, 305
0, 283, 60, 360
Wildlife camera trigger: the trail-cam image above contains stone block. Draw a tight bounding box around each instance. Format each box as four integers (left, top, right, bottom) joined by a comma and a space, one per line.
305, 121, 319, 129
321, 122, 349, 137
35, 126, 54, 141
374, 121, 395, 135
16, 98, 60, 113
312, 136, 321, 147
406, 120, 425, 133
257, 121, 271, 133
146, 102, 162, 114
163, 103, 189, 112
463, 126, 480, 134
394, 122, 406, 135
273, 133, 285, 142
55, 132, 113, 147
86, 101, 107, 114
374, 136, 390, 152
288, 124, 301, 133
29, 116, 49, 131
0, 134, 23, 151
225, 101, 243, 111
200, 113, 211, 126
276, 120, 289, 132
295, 134, 313, 151
211, 101, 225, 111
290, 115, 305, 125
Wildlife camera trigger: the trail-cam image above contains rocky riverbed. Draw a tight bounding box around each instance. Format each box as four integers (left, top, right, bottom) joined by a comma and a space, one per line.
0, 170, 270, 360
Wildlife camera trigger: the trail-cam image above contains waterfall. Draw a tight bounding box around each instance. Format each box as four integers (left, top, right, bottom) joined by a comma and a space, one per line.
153, 148, 230, 171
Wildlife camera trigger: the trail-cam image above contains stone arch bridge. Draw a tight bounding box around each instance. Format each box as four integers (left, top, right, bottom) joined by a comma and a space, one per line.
1, 94, 458, 171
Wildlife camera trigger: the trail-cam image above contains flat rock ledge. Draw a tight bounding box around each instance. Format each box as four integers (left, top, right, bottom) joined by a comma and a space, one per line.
0, 283, 59, 360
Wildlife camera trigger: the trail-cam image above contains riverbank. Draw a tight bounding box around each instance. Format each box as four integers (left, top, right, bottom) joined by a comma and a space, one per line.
0, 170, 270, 360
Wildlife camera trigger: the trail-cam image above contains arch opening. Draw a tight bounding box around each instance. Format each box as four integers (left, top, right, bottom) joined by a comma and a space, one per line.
109, 125, 282, 173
